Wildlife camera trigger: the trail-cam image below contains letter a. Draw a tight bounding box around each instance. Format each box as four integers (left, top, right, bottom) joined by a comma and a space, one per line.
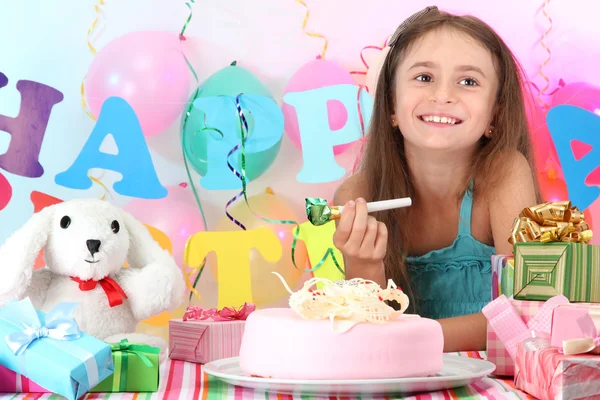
55, 96, 167, 199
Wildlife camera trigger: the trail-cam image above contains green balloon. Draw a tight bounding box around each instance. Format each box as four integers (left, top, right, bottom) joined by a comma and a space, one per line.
197, 61, 273, 98
181, 61, 280, 182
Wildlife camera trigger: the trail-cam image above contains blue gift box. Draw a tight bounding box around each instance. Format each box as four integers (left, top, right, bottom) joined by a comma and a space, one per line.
0, 298, 114, 400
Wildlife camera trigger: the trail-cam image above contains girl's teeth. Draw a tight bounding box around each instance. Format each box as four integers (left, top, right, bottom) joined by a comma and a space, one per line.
422, 115, 457, 124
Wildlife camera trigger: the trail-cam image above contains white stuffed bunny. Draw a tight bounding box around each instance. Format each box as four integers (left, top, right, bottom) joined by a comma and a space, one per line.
0, 198, 186, 361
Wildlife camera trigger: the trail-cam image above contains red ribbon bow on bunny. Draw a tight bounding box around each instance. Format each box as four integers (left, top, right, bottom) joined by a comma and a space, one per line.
71, 276, 128, 308
183, 303, 255, 321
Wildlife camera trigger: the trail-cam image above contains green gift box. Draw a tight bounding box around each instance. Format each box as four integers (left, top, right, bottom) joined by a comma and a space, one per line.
90, 339, 160, 393
513, 242, 600, 302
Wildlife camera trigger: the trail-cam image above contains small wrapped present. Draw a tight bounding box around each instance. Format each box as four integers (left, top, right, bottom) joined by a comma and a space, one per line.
90, 339, 160, 392
169, 303, 254, 364
514, 338, 600, 400
482, 294, 569, 376
551, 303, 600, 355
513, 242, 600, 302
0, 365, 48, 393
491, 254, 514, 300
508, 201, 597, 302
0, 298, 113, 400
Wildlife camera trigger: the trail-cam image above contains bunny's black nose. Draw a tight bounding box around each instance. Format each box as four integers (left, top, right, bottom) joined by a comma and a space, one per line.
86, 239, 101, 256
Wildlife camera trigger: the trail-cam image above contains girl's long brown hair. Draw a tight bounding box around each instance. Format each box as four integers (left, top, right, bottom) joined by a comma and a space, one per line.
357, 8, 540, 310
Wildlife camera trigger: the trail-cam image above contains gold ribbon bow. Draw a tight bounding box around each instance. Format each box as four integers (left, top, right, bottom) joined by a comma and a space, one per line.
509, 201, 593, 245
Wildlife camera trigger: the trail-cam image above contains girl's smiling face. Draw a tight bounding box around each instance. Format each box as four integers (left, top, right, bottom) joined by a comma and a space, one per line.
393, 26, 499, 153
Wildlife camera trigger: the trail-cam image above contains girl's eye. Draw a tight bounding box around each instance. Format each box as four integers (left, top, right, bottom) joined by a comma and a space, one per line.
415, 74, 432, 82
459, 78, 478, 86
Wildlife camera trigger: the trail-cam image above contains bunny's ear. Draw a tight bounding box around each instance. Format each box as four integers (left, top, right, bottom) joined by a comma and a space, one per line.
120, 209, 171, 268
0, 205, 55, 303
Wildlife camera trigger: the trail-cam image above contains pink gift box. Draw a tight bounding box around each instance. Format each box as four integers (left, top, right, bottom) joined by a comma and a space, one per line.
484, 298, 544, 376
168, 319, 245, 364
483, 294, 569, 377
514, 339, 600, 400
0, 365, 49, 393
551, 303, 600, 354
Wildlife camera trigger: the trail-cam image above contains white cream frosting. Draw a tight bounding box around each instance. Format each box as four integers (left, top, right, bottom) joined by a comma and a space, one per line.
272, 272, 412, 332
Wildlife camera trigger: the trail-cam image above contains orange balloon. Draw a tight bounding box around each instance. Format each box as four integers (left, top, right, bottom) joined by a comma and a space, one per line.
209, 189, 307, 307
145, 224, 173, 254
538, 175, 569, 203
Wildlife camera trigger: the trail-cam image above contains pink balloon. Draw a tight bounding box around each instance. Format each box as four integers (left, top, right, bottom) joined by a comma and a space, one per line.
124, 185, 206, 268
550, 82, 600, 112
85, 31, 192, 137
282, 58, 356, 155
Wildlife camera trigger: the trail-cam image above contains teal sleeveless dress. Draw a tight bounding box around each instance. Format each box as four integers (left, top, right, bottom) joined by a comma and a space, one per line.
405, 184, 495, 319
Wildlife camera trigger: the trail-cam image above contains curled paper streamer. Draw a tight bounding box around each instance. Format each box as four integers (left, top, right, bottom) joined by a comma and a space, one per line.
81, 0, 105, 121
535, 0, 553, 108
295, 0, 328, 59
178, 0, 210, 303
273, 272, 410, 333
224, 94, 343, 275
508, 201, 593, 244
88, 173, 113, 201
349, 42, 388, 174
349, 44, 384, 77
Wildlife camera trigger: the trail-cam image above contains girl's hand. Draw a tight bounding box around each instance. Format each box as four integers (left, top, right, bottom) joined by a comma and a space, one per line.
332, 197, 388, 267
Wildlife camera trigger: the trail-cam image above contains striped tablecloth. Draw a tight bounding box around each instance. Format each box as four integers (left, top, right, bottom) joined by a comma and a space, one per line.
0, 352, 534, 400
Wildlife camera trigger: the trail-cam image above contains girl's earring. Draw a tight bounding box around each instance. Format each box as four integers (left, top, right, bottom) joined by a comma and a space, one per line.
485, 127, 494, 137
391, 116, 397, 126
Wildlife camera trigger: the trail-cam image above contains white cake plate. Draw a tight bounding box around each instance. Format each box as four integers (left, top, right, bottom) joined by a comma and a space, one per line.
203, 354, 496, 396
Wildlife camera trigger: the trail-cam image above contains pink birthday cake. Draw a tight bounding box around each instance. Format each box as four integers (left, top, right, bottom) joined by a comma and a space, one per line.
239, 273, 444, 380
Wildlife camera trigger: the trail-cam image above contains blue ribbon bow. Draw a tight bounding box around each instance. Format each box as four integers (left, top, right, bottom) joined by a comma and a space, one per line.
1, 298, 81, 356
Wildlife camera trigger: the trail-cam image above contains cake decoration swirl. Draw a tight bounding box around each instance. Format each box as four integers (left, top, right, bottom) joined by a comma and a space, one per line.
273, 272, 412, 332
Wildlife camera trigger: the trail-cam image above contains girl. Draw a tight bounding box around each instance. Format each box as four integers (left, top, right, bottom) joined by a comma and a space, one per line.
333, 6, 539, 352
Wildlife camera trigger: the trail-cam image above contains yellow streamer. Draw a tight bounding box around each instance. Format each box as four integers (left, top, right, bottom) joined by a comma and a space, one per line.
81, 0, 105, 121
536, 0, 553, 108
295, 0, 328, 59
89, 174, 113, 201
183, 248, 203, 303
80, 1, 111, 199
